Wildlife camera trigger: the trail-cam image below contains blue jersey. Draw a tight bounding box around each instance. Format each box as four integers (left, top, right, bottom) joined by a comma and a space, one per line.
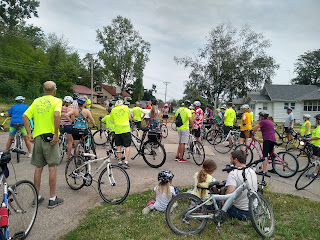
8, 104, 29, 127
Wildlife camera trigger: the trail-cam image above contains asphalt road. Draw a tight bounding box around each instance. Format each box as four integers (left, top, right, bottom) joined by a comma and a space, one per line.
0, 128, 319, 240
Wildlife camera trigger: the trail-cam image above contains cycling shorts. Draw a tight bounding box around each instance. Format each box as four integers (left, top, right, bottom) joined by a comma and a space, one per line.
115, 132, 131, 147
223, 125, 232, 135
312, 146, 320, 157
9, 126, 27, 137
193, 129, 201, 138
263, 140, 275, 158
284, 127, 292, 134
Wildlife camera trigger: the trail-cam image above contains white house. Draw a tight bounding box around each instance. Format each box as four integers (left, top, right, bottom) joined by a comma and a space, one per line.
235, 84, 320, 124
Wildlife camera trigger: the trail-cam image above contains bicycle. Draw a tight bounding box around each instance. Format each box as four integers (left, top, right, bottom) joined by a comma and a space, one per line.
74, 126, 98, 158
213, 126, 240, 154
234, 132, 299, 178
65, 151, 130, 204
205, 122, 224, 145
184, 130, 205, 166
159, 119, 168, 138
295, 142, 320, 190
11, 123, 24, 163
171, 121, 177, 131
59, 126, 68, 163
0, 148, 38, 239
165, 159, 275, 238
92, 117, 114, 146
274, 123, 288, 143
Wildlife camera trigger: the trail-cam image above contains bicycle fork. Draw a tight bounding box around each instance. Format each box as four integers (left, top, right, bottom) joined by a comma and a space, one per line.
107, 164, 116, 186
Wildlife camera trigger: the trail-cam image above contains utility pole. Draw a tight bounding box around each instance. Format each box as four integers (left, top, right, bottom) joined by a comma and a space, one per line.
163, 81, 171, 103
90, 56, 93, 103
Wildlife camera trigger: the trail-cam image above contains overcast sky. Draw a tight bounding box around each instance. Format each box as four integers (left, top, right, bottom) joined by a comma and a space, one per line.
27, 0, 320, 101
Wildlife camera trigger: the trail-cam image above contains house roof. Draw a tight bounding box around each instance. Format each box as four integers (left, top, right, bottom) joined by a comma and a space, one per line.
73, 85, 98, 95
98, 84, 131, 97
263, 84, 316, 101
249, 93, 271, 101
298, 87, 320, 101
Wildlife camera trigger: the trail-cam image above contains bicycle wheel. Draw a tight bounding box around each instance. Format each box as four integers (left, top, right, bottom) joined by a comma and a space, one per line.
249, 192, 275, 238
165, 193, 208, 235
213, 135, 233, 154
190, 141, 205, 165
74, 138, 96, 158
142, 140, 166, 168
235, 144, 254, 165
161, 124, 168, 138
171, 122, 176, 131
287, 148, 310, 172
8, 180, 38, 238
93, 130, 108, 146
206, 129, 217, 145
98, 165, 130, 204
65, 155, 87, 190
15, 134, 21, 163
272, 151, 298, 178
285, 138, 300, 151
295, 164, 319, 190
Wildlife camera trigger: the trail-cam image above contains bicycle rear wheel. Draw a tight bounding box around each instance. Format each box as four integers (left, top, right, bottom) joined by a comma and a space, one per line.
15, 134, 22, 163
165, 193, 208, 235
249, 192, 275, 238
295, 164, 319, 190
142, 140, 166, 168
98, 165, 130, 204
272, 151, 298, 178
93, 130, 108, 146
8, 180, 38, 239
206, 129, 218, 145
171, 122, 176, 131
234, 144, 253, 165
190, 141, 205, 165
287, 148, 310, 172
213, 135, 233, 154
65, 155, 87, 190
161, 124, 168, 138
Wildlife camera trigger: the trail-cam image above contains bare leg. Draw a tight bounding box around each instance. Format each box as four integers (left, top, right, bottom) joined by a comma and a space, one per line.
117, 146, 123, 163
23, 136, 32, 153
6, 136, 14, 150
67, 134, 73, 159
34, 167, 43, 196
178, 143, 185, 159
262, 159, 268, 173
124, 146, 130, 162
49, 166, 57, 198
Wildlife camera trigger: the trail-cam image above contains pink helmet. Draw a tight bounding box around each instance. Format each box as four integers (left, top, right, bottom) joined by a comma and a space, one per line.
164, 103, 168, 107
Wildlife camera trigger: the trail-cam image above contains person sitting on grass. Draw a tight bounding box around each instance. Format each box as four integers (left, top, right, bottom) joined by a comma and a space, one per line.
190, 159, 217, 210
142, 170, 176, 214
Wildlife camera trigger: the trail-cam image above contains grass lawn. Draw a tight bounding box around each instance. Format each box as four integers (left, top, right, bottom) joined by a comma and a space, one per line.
64, 189, 320, 240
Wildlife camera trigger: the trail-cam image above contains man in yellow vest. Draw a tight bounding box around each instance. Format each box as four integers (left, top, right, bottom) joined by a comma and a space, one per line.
131, 101, 145, 130
84, 95, 91, 109
222, 102, 236, 147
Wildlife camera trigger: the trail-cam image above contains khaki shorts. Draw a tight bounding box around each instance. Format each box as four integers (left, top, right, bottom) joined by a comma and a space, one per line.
31, 136, 60, 168
178, 129, 189, 144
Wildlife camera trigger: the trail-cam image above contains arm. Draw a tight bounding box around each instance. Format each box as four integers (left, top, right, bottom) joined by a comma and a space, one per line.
242, 114, 246, 124
65, 109, 74, 123
51, 111, 60, 145
288, 120, 294, 129
252, 124, 261, 132
189, 117, 193, 128
22, 114, 34, 143
86, 110, 96, 126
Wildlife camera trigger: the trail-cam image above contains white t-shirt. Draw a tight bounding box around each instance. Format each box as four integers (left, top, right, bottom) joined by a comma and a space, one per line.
144, 109, 151, 119
154, 185, 175, 212
226, 168, 257, 211
70, 100, 78, 110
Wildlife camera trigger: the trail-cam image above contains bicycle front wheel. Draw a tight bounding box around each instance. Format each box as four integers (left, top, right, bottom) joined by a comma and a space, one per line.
65, 155, 87, 190
234, 144, 254, 165
213, 135, 233, 154
171, 122, 176, 131
249, 192, 275, 238
272, 151, 298, 178
295, 164, 319, 190
165, 193, 208, 236
287, 148, 310, 172
161, 124, 168, 138
93, 130, 108, 146
190, 141, 205, 165
142, 140, 166, 168
8, 180, 38, 239
98, 165, 130, 204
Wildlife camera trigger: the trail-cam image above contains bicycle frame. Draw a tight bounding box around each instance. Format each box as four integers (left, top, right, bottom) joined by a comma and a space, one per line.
130, 132, 148, 160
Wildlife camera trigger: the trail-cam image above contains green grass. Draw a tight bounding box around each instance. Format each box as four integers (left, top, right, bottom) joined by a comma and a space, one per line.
64, 190, 320, 240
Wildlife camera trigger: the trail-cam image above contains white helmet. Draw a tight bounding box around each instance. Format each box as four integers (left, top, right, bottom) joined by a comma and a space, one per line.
63, 96, 73, 103
15, 96, 25, 103
303, 114, 310, 119
189, 104, 195, 110
115, 99, 124, 106
193, 101, 201, 107
241, 104, 250, 109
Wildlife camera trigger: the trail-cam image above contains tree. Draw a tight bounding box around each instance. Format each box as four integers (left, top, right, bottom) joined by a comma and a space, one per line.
0, 0, 40, 29
175, 24, 279, 110
292, 49, 320, 85
143, 84, 157, 100
96, 16, 151, 92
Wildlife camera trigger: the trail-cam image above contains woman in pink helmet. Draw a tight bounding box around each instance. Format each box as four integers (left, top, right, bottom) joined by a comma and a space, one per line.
162, 103, 169, 125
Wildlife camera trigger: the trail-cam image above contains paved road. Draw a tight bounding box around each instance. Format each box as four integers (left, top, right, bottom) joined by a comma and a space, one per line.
0, 128, 319, 240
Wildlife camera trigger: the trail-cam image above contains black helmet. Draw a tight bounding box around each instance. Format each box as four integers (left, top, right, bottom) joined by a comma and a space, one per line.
315, 114, 320, 120
151, 99, 158, 105
184, 100, 191, 107
206, 104, 212, 109
259, 111, 269, 119
72, 93, 80, 99
158, 170, 174, 184
227, 102, 233, 107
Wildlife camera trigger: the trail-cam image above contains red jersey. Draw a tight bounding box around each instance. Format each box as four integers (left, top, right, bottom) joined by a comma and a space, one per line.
193, 107, 204, 129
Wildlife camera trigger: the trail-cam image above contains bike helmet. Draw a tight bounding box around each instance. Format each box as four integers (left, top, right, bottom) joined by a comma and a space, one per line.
115, 99, 124, 106
184, 100, 191, 107
63, 96, 73, 103
158, 169, 174, 184
77, 97, 86, 105
241, 104, 250, 109
303, 114, 310, 119
193, 101, 201, 107
151, 99, 158, 105
314, 114, 320, 120
72, 93, 80, 99
206, 104, 212, 109
227, 102, 233, 106
189, 104, 195, 110
164, 103, 168, 107
15, 96, 25, 103
220, 106, 226, 110
259, 111, 269, 119
287, 107, 293, 111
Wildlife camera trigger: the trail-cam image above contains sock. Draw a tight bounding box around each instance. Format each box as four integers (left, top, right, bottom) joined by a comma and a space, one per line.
38, 195, 42, 200
125, 161, 128, 164
50, 196, 56, 201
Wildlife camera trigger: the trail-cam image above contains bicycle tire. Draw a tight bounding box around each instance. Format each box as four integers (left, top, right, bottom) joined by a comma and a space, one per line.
65, 155, 87, 190
165, 193, 208, 236
74, 138, 97, 158
235, 144, 254, 165
285, 138, 300, 151
272, 151, 298, 178
59, 135, 66, 164
287, 148, 310, 172
190, 140, 205, 166
161, 124, 168, 138
249, 192, 275, 238
213, 134, 233, 154
93, 129, 108, 146
15, 134, 21, 163
206, 129, 217, 145
171, 122, 176, 131
98, 165, 130, 204
142, 140, 166, 168
295, 164, 319, 190
8, 180, 38, 238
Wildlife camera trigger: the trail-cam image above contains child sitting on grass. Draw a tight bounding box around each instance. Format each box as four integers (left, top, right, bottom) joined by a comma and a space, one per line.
142, 170, 176, 214
191, 159, 217, 209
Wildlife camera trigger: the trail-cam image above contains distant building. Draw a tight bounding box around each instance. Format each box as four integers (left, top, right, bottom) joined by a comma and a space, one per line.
94, 84, 131, 104
73, 85, 98, 103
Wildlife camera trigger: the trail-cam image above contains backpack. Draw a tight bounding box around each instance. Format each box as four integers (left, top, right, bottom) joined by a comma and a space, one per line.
175, 112, 183, 127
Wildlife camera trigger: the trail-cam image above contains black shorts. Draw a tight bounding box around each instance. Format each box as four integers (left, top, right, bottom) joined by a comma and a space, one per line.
193, 129, 201, 138
133, 121, 142, 130
312, 146, 320, 157
284, 127, 292, 134
163, 115, 169, 119
263, 140, 275, 158
72, 128, 88, 140
115, 132, 131, 147
223, 125, 232, 135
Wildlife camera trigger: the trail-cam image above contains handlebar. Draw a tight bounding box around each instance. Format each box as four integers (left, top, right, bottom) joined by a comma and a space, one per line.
222, 159, 265, 172
12, 148, 27, 155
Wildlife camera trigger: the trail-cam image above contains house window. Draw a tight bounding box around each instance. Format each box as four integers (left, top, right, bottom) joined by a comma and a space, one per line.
284, 102, 295, 110
95, 86, 102, 92
290, 103, 295, 110
284, 103, 289, 109
303, 100, 320, 111
263, 103, 267, 110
